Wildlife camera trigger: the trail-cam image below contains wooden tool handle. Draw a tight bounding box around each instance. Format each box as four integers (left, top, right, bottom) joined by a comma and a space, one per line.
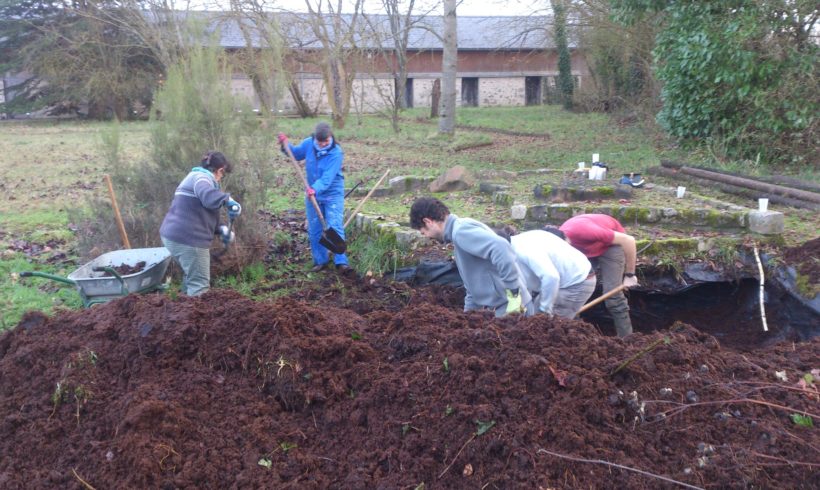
577, 284, 626, 315
282, 144, 328, 228
344, 169, 390, 228
104, 174, 131, 249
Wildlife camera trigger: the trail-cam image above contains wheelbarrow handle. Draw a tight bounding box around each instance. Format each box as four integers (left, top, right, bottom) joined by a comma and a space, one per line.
92, 266, 130, 295
19, 271, 76, 286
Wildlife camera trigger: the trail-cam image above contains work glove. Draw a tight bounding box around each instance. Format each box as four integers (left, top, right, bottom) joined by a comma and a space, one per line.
277, 132, 288, 147
225, 198, 242, 219
306, 187, 316, 198
217, 225, 235, 246
622, 274, 639, 289
505, 288, 524, 315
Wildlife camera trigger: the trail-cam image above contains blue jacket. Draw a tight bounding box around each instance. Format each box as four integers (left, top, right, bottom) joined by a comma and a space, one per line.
287, 136, 344, 199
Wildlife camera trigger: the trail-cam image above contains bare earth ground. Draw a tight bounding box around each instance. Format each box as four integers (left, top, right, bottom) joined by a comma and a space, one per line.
1, 276, 818, 489
2, 122, 819, 488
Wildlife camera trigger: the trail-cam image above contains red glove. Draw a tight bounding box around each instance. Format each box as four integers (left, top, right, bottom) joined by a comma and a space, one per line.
277, 132, 288, 145
306, 187, 316, 197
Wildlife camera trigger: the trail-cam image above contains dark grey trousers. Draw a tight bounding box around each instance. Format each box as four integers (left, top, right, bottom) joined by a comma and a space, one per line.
592, 245, 633, 336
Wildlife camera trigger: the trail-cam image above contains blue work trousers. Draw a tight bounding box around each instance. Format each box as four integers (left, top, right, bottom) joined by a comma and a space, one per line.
305, 195, 349, 267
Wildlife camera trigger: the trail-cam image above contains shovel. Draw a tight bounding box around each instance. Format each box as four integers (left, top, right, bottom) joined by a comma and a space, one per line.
576, 285, 626, 315
282, 144, 347, 255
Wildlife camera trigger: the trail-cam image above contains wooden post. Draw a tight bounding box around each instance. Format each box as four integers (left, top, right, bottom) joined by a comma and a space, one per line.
104, 174, 131, 249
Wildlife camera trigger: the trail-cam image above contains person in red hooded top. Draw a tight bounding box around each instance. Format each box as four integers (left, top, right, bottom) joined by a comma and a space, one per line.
556, 214, 639, 337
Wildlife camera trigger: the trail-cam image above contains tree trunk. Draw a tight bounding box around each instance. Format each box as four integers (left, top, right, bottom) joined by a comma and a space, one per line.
430, 78, 441, 118
438, 0, 457, 135
288, 80, 315, 117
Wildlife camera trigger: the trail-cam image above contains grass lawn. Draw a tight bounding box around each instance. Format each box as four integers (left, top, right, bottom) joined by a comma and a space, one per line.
1, 105, 817, 328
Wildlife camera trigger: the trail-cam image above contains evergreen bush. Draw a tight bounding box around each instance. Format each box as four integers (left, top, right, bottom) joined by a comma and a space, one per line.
73, 44, 276, 272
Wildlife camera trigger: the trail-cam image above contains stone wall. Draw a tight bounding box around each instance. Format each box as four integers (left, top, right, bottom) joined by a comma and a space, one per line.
479, 77, 525, 107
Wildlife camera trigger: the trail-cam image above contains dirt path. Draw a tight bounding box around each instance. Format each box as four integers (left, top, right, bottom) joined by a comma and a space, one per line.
1, 275, 817, 488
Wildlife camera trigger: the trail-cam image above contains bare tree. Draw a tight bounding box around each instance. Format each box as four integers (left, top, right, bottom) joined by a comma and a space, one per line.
437, 0, 456, 135
302, 0, 364, 129
227, 0, 288, 114
360, 0, 438, 132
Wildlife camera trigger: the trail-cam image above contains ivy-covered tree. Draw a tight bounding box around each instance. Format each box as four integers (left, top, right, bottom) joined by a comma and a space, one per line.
551, 0, 574, 110
612, 0, 818, 164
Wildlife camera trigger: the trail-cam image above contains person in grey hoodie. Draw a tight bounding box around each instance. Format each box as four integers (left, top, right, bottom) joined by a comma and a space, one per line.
409, 197, 532, 317
160, 151, 241, 296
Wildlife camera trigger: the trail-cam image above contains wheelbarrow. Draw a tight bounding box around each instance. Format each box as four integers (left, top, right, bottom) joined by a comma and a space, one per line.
20, 247, 172, 308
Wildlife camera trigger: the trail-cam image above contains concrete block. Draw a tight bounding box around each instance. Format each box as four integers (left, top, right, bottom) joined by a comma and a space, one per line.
525, 204, 549, 221
748, 211, 784, 235
511, 204, 527, 220
389, 176, 434, 193
479, 182, 510, 194
548, 204, 573, 221
395, 229, 424, 247
493, 191, 512, 206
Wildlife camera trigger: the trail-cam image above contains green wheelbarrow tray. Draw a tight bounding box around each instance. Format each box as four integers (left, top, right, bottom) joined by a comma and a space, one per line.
20, 247, 172, 308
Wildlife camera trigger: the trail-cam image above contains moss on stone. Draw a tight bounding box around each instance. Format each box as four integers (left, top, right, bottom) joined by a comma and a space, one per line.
638, 238, 699, 256
794, 273, 820, 298
620, 206, 651, 223
595, 186, 615, 197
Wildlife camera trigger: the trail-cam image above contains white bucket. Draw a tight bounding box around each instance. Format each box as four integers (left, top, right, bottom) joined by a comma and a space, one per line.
676, 186, 686, 198
758, 198, 769, 212
577, 162, 585, 169
592, 153, 600, 163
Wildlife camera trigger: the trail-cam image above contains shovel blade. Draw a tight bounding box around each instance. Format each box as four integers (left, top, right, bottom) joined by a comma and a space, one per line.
320, 227, 347, 255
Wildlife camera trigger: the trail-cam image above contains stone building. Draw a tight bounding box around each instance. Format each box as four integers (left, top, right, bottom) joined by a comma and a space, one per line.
217, 14, 589, 114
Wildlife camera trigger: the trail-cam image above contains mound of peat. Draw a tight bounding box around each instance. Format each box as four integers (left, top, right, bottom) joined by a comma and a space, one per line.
0, 281, 817, 489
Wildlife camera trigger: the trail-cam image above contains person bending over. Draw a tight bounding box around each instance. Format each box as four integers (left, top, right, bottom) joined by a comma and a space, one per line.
555, 214, 639, 336
409, 197, 532, 317
497, 227, 596, 319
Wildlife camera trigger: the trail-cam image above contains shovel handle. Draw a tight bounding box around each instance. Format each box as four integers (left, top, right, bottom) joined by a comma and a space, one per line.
281, 144, 330, 229
344, 169, 390, 229
577, 284, 627, 315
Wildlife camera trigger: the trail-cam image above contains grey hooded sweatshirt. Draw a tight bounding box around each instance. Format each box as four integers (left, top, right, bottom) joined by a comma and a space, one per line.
443, 214, 532, 316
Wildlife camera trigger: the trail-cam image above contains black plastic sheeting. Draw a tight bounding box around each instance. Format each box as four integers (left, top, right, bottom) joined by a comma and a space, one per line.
393, 259, 819, 349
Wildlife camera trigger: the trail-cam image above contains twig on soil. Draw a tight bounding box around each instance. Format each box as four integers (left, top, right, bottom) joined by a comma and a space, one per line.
242, 323, 262, 372
658, 398, 818, 420
536, 448, 703, 490
71, 468, 96, 490
438, 434, 476, 479
609, 337, 669, 377
157, 443, 180, 471
748, 451, 820, 467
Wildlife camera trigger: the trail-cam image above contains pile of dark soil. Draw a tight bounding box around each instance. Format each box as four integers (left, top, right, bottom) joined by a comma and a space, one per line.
100, 261, 146, 277
781, 237, 820, 284
1, 276, 817, 489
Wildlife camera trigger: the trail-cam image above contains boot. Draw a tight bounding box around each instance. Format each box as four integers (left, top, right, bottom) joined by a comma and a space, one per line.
612, 313, 633, 337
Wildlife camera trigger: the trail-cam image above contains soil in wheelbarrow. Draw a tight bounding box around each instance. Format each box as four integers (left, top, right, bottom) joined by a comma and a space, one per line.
99, 261, 146, 277
1, 275, 818, 489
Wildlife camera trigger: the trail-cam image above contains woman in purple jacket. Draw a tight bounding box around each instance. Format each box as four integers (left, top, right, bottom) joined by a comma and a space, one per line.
160, 151, 241, 296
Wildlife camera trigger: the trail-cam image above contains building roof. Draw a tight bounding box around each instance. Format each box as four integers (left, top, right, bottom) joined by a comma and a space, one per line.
209, 13, 568, 51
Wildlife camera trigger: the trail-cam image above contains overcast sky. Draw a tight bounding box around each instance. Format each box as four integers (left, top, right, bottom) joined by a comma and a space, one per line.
193, 0, 550, 17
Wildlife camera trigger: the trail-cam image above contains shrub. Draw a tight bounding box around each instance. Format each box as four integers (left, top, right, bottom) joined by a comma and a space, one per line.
73, 44, 277, 272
